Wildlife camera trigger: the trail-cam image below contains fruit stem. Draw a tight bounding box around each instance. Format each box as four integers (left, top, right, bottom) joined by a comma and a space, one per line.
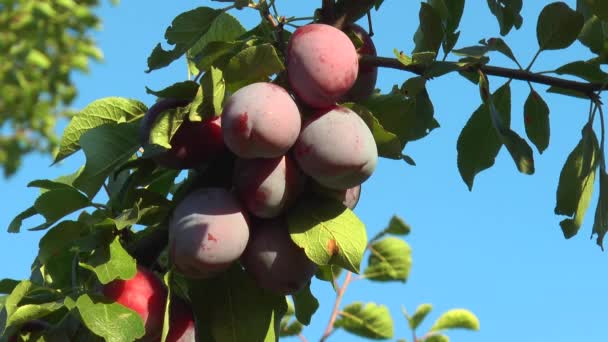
319, 271, 353, 342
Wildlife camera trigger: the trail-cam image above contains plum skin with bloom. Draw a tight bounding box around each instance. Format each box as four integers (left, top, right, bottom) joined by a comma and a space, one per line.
169, 188, 250, 278
287, 23, 359, 108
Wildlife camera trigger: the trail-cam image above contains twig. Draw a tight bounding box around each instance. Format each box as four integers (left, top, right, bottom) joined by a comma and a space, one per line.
298, 333, 309, 342
359, 54, 607, 98
320, 272, 353, 342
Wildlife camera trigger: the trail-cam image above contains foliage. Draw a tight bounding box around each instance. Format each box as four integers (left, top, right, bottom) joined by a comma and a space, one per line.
2, 0, 608, 340
0, 0, 116, 177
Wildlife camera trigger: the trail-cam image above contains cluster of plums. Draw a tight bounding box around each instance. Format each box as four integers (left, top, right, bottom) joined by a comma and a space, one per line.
102, 23, 378, 340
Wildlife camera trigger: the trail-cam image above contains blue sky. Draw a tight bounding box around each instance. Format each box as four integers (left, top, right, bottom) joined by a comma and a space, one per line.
1, 1, 606, 341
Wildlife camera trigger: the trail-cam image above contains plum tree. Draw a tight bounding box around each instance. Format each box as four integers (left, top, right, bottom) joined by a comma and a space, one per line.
140, 98, 226, 169
240, 217, 317, 295
102, 266, 166, 339
169, 188, 250, 278
221, 82, 301, 158
233, 155, 306, 218
341, 24, 378, 102
166, 298, 196, 342
294, 106, 378, 189
287, 23, 359, 108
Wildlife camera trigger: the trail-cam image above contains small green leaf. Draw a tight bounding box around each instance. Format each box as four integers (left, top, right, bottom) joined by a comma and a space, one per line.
592, 170, 608, 249
500, 129, 535, 175
292, 284, 319, 326
334, 302, 394, 339
385, 216, 411, 236
287, 197, 368, 273
408, 304, 433, 330
199, 66, 226, 119
364, 237, 412, 282
75, 294, 145, 342
524, 90, 550, 154
147, 7, 221, 72
187, 11, 247, 60
413, 3, 444, 55
8, 207, 36, 233
554, 60, 608, 82
578, 15, 606, 55
487, 0, 523, 36
55, 98, 146, 163
537, 2, 584, 50
555, 125, 599, 238
425, 334, 450, 342
32, 188, 90, 228
79, 236, 137, 285
145, 81, 199, 100
280, 320, 303, 337
393, 49, 412, 66
223, 43, 285, 91
74, 122, 141, 198
6, 302, 64, 328
430, 309, 480, 331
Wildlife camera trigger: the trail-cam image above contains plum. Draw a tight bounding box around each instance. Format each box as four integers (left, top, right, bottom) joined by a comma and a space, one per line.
233, 155, 306, 218
313, 183, 362, 209
169, 188, 250, 278
287, 23, 359, 108
140, 98, 226, 169
166, 298, 196, 342
221, 82, 301, 158
294, 106, 378, 189
102, 266, 166, 339
341, 24, 378, 102
241, 217, 317, 295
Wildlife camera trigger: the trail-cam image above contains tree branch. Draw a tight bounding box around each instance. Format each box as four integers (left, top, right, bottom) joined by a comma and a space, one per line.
320, 272, 353, 342
360, 55, 607, 98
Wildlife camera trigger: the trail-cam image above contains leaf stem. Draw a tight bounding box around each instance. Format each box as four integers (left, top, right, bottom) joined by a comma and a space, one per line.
320, 271, 353, 342
526, 49, 542, 71
359, 54, 607, 98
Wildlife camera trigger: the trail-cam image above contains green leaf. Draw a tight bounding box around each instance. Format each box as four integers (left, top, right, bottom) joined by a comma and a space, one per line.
385, 216, 411, 235
584, 0, 608, 20
160, 271, 172, 342
500, 128, 535, 175
199, 66, 226, 119
145, 81, 199, 100
314, 265, 342, 290
555, 125, 599, 238
147, 7, 221, 72
32, 188, 90, 228
79, 236, 137, 285
344, 103, 403, 159
0, 280, 19, 294
292, 284, 319, 326
578, 15, 607, 56
487, 0, 523, 36
188, 266, 287, 342
413, 3, 444, 55
280, 320, 303, 337
456, 84, 510, 190
430, 309, 480, 331
554, 60, 608, 82
537, 2, 584, 50
188, 11, 247, 60
223, 43, 285, 91
393, 49, 412, 66
145, 105, 190, 153
55, 98, 146, 163
287, 197, 368, 273
38, 221, 86, 264
364, 237, 412, 282
592, 170, 608, 249
8, 207, 36, 233
75, 294, 145, 342
334, 302, 394, 339
524, 90, 550, 154
425, 334, 450, 342
363, 91, 439, 146
6, 302, 64, 328
546, 86, 589, 99
408, 304, 433, 330
74, 122, 141, 198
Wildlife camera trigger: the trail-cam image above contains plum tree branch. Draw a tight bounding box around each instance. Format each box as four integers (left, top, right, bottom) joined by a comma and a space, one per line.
320, 271, 353, 342
360, 54, 607, 98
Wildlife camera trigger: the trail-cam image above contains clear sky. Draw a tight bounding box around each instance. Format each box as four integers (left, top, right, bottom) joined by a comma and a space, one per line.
1, 1, 606, 341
